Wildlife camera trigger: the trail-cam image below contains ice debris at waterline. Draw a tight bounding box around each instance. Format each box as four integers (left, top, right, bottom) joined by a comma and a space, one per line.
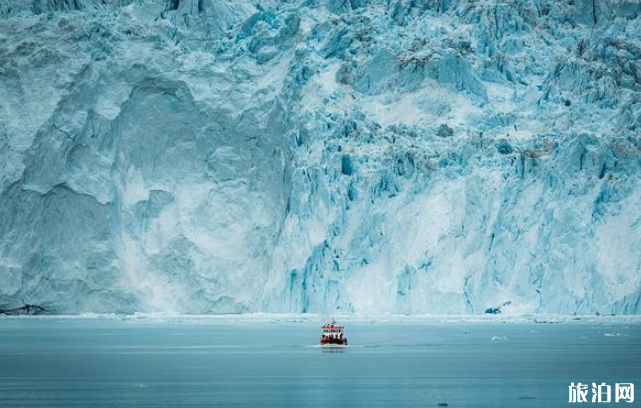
0, 0, 640, 315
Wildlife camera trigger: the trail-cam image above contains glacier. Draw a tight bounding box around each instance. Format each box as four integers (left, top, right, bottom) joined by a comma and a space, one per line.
0, 0, 640, 314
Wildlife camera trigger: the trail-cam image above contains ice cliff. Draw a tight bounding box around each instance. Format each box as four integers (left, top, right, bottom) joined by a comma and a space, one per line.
0, 0, 640, 314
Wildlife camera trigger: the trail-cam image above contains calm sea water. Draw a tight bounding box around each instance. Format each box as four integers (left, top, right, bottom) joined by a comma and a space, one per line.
0, 318, 639, 407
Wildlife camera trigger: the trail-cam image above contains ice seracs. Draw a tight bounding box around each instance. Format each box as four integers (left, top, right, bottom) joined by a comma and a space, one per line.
0, 0, 640, 315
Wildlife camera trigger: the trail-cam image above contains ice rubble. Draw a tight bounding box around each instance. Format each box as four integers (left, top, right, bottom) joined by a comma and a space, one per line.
0, 0, 640, 314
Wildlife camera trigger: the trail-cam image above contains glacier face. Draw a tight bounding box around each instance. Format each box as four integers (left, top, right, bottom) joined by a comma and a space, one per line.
0, 0, 640, 314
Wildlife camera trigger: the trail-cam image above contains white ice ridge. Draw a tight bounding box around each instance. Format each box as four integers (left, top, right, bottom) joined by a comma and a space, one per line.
0, 0, 640, 315
2, 313, 641, 326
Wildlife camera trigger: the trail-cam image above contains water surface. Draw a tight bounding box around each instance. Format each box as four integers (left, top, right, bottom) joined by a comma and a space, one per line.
0, 318, 639, 407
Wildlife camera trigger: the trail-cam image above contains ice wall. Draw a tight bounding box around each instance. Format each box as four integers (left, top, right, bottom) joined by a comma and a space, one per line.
0, 0, 640, 314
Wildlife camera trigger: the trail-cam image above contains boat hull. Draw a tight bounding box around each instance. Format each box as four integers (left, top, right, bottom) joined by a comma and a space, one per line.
319, 337, 348, 346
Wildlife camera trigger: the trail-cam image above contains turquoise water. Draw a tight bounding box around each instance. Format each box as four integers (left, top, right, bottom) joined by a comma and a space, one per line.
0, 319, 639, 407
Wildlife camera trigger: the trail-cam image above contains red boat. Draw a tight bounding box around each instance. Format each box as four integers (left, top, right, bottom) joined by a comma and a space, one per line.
320, 320, 348, 346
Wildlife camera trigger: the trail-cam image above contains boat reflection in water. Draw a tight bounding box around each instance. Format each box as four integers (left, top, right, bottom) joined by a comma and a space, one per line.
321, 346, 345, 353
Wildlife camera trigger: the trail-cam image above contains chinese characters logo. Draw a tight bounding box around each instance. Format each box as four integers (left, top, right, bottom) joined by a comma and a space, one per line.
569, 383, 634, 403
